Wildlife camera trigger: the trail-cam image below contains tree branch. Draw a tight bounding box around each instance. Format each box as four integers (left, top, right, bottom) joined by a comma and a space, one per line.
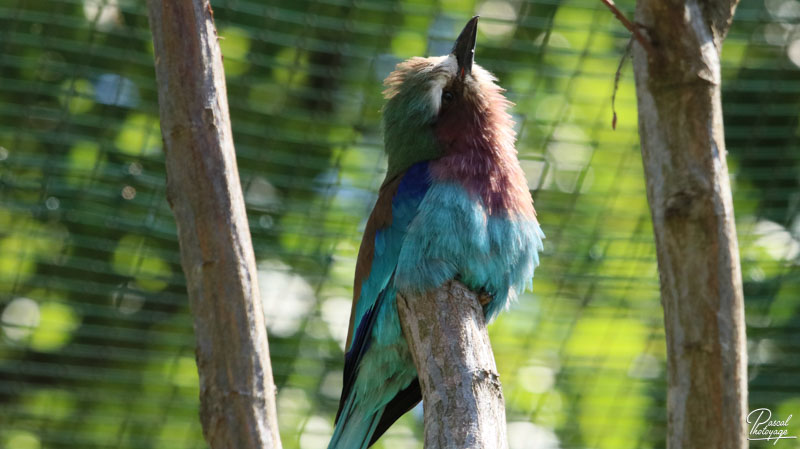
600, 0, 656, 57
397, 280, 508, 449
631, 1, 746, 448
146, 1, 282, 448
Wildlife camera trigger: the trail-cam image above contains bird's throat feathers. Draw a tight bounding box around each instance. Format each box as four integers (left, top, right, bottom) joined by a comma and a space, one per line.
431, 76, 534, 218
382, 56, 535, 219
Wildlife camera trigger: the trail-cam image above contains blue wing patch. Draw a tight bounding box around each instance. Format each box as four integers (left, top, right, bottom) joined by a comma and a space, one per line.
349, 161, 431, 349
333, 162, 430, 446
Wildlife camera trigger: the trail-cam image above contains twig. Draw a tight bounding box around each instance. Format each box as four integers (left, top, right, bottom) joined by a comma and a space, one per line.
600, 0, 656, 57
611, 37, 633, 130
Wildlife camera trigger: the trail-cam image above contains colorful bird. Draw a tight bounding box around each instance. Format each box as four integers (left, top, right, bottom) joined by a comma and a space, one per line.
328, 16, 544, 449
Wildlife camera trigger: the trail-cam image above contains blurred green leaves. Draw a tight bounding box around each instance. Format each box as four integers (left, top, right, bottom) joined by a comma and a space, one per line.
1, 298, 79, 352
391, 32, 427, 58
114, 114, 161, 156
59, 79, 95, 115
30, 301, 80, 352
3, 430, 41, 449
112, 234, 171, 292
219, 26, 252, 76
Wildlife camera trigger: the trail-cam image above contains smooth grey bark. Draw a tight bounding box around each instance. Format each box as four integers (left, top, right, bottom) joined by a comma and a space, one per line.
631, 1, 747, 448
397, 280, 508, 449
147, 1, 282, 448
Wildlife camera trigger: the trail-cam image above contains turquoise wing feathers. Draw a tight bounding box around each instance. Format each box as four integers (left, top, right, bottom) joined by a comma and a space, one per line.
329, 161, 431, 449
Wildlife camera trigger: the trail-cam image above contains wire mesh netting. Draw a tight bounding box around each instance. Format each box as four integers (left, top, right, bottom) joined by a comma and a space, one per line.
0, 0, 798, 448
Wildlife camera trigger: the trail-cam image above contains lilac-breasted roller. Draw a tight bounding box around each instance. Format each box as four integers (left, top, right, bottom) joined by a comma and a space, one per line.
328, 16, 544, 448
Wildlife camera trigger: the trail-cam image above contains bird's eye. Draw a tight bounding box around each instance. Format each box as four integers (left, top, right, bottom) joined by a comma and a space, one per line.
442, 90, 454, 103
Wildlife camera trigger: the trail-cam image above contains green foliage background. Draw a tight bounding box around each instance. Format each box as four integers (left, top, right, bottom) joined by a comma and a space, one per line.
1, 1, 798, 448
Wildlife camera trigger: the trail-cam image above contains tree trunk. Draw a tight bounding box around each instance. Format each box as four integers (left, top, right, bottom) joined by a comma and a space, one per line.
397, 280, 508, 449
631, 1, 747, 448
146, 1, 282, 448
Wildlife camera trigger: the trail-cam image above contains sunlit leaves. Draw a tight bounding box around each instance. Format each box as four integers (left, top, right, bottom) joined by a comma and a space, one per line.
277, 387, 313, 447
59, 78, 95, 114
272, 47, 310, 87
2, 430, 40, 449
66, 140, 103, 188
769, 282, 800, 326
0, 216, 67, 289
249, 81, 287, 114
440, 0, 475, 14
372, 415, 421, 449
566, 314, 648, 359
219, 26, 252, 76
1, 295, 80, 351
112, 234, 172, 292
22, 388, 77, 420
775, 397, 800, 439
29, 301, 80, 352
169, 356, 200, 388
114, 113, 161, 156
391, 32, 427, 59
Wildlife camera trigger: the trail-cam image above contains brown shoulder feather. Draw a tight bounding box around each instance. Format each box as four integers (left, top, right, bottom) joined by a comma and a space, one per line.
345, 173, 403, 349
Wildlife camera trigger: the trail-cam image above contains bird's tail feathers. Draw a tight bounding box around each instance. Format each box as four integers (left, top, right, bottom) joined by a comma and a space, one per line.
327, 393, 383, 449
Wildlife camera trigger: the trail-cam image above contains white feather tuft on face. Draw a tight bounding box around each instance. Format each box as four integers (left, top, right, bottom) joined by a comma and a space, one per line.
427, 54, 458, 112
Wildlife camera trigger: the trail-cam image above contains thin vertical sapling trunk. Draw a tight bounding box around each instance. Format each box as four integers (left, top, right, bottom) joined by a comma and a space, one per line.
630, 1, 747, 448
146, 1, 282, 448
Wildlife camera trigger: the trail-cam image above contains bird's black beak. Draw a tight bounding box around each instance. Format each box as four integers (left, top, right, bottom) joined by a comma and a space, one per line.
451, 16, 479, 78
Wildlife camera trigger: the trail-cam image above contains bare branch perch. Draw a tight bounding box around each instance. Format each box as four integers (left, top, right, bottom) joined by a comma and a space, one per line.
146, 1, 282, 448
397, 280, 508, 449
631, 1, 747, 448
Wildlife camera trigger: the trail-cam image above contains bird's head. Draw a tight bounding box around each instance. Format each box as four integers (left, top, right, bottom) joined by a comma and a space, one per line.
382, 16, 515, 180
